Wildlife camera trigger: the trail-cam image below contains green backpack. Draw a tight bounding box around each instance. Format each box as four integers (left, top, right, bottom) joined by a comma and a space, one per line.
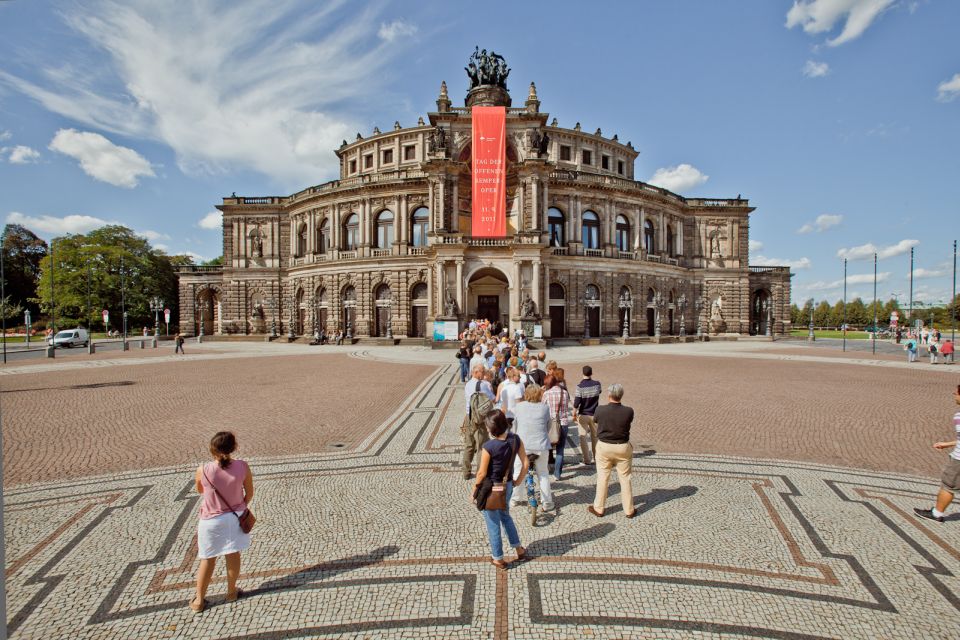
469, 390, 494, 428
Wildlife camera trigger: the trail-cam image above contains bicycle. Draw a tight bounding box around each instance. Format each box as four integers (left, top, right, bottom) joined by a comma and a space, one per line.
525, 452, 542, 527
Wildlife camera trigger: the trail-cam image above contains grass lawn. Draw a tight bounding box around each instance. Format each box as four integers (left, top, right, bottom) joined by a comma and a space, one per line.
789, 329, 873, 340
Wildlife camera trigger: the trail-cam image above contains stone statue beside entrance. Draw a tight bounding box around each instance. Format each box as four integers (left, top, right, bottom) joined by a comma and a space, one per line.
520, 293, 538, 319
709, 295, 727, 335
444, 291, 459, 317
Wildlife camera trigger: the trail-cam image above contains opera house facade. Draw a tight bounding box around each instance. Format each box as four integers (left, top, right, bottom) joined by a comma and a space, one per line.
179, 53, 792, 343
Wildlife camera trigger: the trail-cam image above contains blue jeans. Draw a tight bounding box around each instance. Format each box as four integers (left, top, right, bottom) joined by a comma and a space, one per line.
481, 483, 521, 560
459, 358, 469, 382
554, 425, 570, 480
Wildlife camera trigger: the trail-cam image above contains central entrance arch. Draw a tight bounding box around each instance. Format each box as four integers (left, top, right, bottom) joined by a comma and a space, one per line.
467, 267, 510, 326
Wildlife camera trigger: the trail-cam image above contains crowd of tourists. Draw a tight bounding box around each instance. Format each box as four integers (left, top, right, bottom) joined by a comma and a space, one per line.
455, 319, 637, 568
902, 327, 955, 364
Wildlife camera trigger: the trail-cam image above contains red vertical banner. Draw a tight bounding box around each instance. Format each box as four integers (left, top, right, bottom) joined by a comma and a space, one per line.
471, 106, 506, 237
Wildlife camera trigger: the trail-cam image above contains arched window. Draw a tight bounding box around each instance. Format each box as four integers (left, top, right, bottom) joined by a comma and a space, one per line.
582, 210, 600, 250
317, 218, 330, 254
615, 215, 630, 252
411, 207, 429, 247
342, 285, 356, 302
585, 284, 600, 300
548, 208, 565, 247
549, 283, 565, 299
666, 225, 675, 257
411, 282, 428, 300
643, 220, 656, 254
647, 288, 656, 305
317, 287, 328, 304
375, 283, 391, 301
669, 290, 676, 304
375, 210, 394, 249
342, 214, 359, 250
296, 223, 307, 256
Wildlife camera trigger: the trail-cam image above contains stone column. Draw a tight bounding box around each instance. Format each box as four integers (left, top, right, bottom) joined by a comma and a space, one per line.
639, 207, 646, 252
399, 195, 408, 245
392, 197, 400, 247
659, 211, 666, 254
518, 179, 526, 233
455, 260, 464, 314
332, 204, 341, 252
512, 260, 522, 318
677, 216, 684, 256
531, 260, 540, 312
452, 179, 459, 232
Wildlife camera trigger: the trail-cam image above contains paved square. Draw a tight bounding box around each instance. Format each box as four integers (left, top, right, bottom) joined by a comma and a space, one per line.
3, 341, 960, 639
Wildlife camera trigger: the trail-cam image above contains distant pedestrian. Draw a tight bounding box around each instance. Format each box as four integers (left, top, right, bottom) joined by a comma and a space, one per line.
192, 431, 254, 612
142, 326, 149, 337
941, 339, 955, 364
588, 383, 636, 519
472, 410, 527, 568
175, 332, 185, 354
929, 338, 941, 364
905, 337, 917, 363
914, 390, 960, 523
456, 341, 471, 382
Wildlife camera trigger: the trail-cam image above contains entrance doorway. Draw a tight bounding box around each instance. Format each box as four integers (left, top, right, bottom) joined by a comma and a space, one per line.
550, 306, 565, 337
646, 308, 655, 336
410, 283, 428, 338
587, 307, 601, 336
468, 268, 510, 327
477, 295, 500, 323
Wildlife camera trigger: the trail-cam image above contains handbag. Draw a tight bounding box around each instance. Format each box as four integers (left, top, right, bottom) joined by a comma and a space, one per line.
202, 467, 256, 534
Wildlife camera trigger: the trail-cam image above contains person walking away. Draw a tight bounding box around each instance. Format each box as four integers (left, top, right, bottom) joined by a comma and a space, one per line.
473, 410, 527, 568
526, 358, 546, 387
573, 365, 601, 465
469, 345, 486, 372
456, 340, 471, 383
915, 390, 960, 522
929, 337, 940, 364
510, 385, 554, 510
192, 431, 254, 612
175, 332, 185, 355
542, 374, 572, 480
496, 367, 525, 426
905, 337, 917, 363
941, 339, 955, 364
463, 364, 494, 479
588, 383, 636, 519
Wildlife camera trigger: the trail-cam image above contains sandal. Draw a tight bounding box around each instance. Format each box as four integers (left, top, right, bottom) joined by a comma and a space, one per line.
515, 546, 528, 562
225, 588, 244, 603
490, 559, 508, 569
189, 597, 208, 613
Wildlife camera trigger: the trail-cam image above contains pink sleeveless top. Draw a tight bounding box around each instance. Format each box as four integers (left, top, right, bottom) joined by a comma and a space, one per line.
199, 460, 249, 519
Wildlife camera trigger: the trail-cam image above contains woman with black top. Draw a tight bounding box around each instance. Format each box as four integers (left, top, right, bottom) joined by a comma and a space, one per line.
456, 340, 471, 382
473, 410, 529, 568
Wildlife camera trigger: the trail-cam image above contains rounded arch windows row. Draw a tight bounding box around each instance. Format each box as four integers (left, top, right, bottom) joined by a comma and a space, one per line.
547, 207, 678, 256
307, 282, 429, 305
295, 207, 431, 255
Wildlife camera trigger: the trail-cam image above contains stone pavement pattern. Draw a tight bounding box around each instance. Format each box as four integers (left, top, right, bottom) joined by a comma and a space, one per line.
4, 342, 960, 638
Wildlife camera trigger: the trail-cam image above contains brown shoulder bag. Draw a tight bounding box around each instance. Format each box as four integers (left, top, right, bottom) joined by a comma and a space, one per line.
202, 466, 256, 534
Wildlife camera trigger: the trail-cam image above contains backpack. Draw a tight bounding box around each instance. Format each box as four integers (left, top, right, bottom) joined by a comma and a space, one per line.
469, 389, 494, 428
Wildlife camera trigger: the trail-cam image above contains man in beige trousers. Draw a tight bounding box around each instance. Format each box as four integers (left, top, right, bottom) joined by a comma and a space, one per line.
587, 383, 636, 519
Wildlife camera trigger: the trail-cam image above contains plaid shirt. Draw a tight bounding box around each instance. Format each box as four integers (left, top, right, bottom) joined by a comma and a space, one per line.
542, 385, 571, 426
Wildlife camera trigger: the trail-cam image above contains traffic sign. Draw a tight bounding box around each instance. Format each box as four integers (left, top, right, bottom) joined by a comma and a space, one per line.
102, 309, 109, 324
164, 308, 170, 323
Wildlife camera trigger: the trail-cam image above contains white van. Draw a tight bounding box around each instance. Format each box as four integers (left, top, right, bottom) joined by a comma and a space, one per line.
48, 328, 90, 348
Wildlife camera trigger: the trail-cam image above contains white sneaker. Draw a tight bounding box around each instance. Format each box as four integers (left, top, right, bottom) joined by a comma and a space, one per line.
542, 502, 555, 511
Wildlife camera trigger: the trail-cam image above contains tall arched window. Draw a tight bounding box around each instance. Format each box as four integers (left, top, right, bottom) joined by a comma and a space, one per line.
296, 223, 307, 256
317, 218, 330, 254
548, 208, 565, 247
582, 210, 600, 250
643, 220, 656, 254
549, 283, 565, 299
615, 215, 630, 252
342, 213, 359, 250
666, 225, 675, 257
411, 207, 429, 247
375, 210, 394, 249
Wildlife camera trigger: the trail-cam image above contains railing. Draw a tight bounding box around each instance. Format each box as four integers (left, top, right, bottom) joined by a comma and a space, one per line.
584, 248, 603, 257
179, 265, 223, 273
242, 197, 281, 204
468, 238, 511, 247
551, 247, 568, 256
339, 250, 357, 259
687, 198, 748, 207
644, 254, 662, 263
442, 235, 463, 244
288, 169, 429, 202
617, 251, 635, 260
371, 248, 391, 257
749, 266, 791, 274
546, 170, 749, 207
664, 256, 679, 266
315, 254, 328, 262
291, 256, 306, 266
408, 247, 426, 256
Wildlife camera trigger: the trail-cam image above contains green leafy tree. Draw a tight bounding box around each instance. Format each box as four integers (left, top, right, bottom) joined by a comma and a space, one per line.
846, 297, 869, 327
35, 226, 183, 332
790, 303, 802, 325
829, 300, 846, 328
814, 300, 832, 327
203, 256, 223, 266
0, 295, 24, 322
1, 224, 48, 317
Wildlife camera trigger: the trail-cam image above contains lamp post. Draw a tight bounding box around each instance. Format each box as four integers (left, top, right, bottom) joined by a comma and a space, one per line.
24, 309, 31, 346
765, 293, 773, 338
678, 292, 687, 338
198, 301, 205, 339
807, 298, 815, 342
618, 292, 631, 339
149, 296, 164, 336
288, 295, 296, 340
386, 293, 394, 339
654, 290, 663, 338
695, 297, 704, 338
120, 255, 128, 349
268, 300, 277, 338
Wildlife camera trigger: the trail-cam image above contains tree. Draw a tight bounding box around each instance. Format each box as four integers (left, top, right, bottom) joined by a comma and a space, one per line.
0, 295, 23, 322
203, 256, 223, 266
846, 297, 869, 327
814, 300, 832, 327
1, 224, 48, 317
790, 303, 802, 325
828, 300, 845, 328
35, 226, 182, 332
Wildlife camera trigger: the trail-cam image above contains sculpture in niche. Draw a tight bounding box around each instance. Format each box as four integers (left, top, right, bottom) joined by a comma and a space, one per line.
708, 225, 725, 259
444, 291, 459, 316
530, 129, 550, 158
251, 225, 264, 258
619, 289, 633, 307
709, 294, 727, 335
428, 125, 447, 153
520, 293, 538, 319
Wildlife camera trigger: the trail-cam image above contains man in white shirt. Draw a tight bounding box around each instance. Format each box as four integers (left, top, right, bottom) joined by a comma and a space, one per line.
915, 389, 960, 522
468, 346, 486, 374
462, 364, 495, 479
496, 367, 525, 424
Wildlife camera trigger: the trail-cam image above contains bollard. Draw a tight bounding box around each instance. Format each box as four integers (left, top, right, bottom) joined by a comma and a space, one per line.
88, 342, 95, 354
152, 337, 158, 349
123, 341, 129, 351
140, 340, 145, 350
46, 346, 55, 358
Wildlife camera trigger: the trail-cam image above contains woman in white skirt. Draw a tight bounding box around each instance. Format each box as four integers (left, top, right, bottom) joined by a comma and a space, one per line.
191, 431, 254, 613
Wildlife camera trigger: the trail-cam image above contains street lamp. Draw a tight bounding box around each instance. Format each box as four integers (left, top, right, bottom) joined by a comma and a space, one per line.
678, 292, 687, 338
288, 295, 296, 340
24, 309, 31, 346
386, 293, 394, 339
150, 296, 164, 336
695, 296, 704, 338
807, 298, 815, 342
267, 299, 277, 338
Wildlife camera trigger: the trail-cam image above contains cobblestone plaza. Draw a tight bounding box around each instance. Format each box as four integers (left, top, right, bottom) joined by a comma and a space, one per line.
3, 341, 960, 639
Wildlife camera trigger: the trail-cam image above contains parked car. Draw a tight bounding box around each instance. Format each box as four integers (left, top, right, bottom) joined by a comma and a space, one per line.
48, 328, 89, 348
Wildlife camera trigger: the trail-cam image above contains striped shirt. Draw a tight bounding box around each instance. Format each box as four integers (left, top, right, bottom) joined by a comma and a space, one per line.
573, 379, 602, 416
542, 386, 571, 427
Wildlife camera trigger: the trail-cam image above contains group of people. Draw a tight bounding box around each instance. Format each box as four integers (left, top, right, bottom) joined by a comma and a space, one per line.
457, 322, 638, 567
312, 328, 346, 345
903, 328, 955, 364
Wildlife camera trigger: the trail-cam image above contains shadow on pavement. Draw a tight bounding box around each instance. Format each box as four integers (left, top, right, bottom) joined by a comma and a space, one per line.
635, 485, 698, 516
251, 545, 401, 597
525, 523, 615, 558
1, 380, 137, 393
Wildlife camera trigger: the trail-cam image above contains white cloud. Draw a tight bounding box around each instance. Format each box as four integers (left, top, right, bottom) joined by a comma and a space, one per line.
0, 130, 11, 141
800, 271, 890, 291
377, 19, 417, 42
752, 255, 812, 269
0, 1, 415, 187
5, 211, 112, 236
138, 229, 170, 242
198, 211, 222, 230
647, 164, 709, 193
797, 213, 843, 234
749, 240, 764, 252
8, 145, 41, 164
803, 60, 830, 78
786, 0, 896, 47
936, 73, 960, 102
911, 267, 948, 279
48, 128, 154, 188
836, 238, 918, 260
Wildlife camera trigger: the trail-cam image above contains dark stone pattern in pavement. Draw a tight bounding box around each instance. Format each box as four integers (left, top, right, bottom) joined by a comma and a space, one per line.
1, 354, 434, 486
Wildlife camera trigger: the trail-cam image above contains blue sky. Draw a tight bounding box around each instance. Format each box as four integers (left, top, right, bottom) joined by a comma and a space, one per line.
1, 0, 957, 306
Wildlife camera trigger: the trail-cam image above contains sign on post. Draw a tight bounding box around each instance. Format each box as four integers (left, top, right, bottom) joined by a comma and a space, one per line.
164, 308, 170, 324
102, 309, 109, 325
